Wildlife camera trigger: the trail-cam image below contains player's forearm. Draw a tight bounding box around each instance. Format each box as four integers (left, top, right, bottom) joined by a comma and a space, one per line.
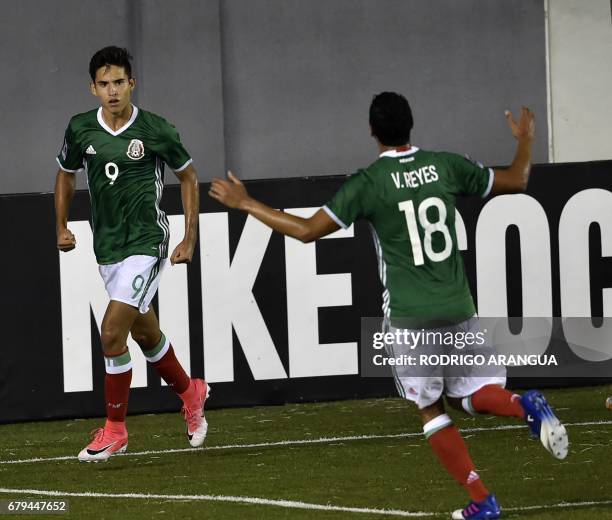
240, 197, 313, 242
493, 137, 533, 194
54, 170, 75, 230
179, 171, 199, 243
507, 136, 533, 191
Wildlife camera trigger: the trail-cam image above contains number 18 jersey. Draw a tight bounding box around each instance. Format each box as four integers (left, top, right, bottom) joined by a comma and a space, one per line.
56, 105, 192, 264
324, 146, 493, 322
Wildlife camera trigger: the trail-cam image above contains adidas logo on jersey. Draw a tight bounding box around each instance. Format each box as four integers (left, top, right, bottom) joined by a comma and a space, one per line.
86, 145, 97, 155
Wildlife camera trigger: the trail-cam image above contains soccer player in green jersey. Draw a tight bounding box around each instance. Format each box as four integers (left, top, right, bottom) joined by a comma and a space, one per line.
55, 47, 210, 462
209, 92, 568, 519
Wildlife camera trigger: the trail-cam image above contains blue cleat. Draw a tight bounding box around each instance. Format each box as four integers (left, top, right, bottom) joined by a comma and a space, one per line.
451, 493, 501, 519
520, 390, 569, 459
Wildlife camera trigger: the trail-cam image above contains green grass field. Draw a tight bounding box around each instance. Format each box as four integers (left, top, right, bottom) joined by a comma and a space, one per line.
1, 385, 611, 519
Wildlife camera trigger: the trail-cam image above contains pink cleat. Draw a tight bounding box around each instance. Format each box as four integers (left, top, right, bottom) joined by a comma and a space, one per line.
181, 379, 211, 447
78, 427, 128, 462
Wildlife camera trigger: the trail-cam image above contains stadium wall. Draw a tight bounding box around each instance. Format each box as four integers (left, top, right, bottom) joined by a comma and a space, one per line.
545, 0, 612, 163
1, 0, 548, 194
0, 161, 611, 423
3, 1, 612, 197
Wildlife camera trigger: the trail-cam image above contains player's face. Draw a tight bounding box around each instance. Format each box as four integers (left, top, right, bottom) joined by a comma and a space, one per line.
90, 65, 135, 116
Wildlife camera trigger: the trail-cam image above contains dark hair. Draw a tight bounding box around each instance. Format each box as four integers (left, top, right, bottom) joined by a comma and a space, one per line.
89, 46, 133, 81
369, 92, 413, 146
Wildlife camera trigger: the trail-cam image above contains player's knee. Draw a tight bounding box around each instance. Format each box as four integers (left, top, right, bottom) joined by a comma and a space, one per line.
100, 325, 125, 352
131, 329, 159, 350
446, 396, 464, 412
419, 399, 446, 424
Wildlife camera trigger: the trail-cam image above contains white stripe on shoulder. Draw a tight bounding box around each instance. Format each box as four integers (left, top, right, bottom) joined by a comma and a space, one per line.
174, 158, 193, 172
482, 167, 495, 198
56, 157, 83, 173
322, 206, 348, 229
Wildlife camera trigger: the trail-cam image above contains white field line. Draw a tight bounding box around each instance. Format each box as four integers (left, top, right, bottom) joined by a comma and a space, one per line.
0, 488, 610, 517
1, 420, 610, 466
0, 488, 433, 518
505, 499, 612, 513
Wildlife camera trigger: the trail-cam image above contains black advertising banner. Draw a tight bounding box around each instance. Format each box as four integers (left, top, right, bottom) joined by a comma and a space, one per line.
0, 160, 611, 424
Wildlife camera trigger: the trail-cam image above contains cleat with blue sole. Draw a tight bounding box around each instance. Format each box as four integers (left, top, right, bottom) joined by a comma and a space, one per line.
520, 390, 569, 459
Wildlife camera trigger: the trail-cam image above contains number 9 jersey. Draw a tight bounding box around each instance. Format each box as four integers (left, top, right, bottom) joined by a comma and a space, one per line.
56, 105, 192, 264
324, 146, 493, 324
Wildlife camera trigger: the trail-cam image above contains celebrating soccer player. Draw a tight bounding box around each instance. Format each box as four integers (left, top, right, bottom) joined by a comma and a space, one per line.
55, 46, 210, 462
209, 92, 568, 519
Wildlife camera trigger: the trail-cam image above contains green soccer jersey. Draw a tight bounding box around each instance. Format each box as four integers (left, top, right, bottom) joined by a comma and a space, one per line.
325, 146, 493, 323
57, 105, 191, 264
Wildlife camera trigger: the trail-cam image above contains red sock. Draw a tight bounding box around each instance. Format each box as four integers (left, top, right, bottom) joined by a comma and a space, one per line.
470, 384, 524, 418
179, 379, 203, 409
426, 417, 489, 502
104, 370, 132, 423
151, 345, 190, 395
104, 418, 127, 436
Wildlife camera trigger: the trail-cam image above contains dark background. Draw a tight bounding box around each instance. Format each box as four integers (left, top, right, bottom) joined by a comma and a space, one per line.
0, 160, 610, 424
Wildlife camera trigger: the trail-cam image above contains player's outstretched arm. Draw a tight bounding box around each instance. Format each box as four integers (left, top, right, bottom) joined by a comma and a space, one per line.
491, 106, 535, 195
54, 169, 77, 252
209, 171, 340, 243
171, 164, 199, 265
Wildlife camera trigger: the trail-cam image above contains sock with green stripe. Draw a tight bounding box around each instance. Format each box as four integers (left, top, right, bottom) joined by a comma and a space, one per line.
104, 349, 132, 426
464, 384, 524, 418
424, 414, 489, 503
142, 332, 190, 395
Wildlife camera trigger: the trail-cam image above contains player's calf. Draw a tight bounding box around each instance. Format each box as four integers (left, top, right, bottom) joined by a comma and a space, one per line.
424, 414, 491, 506
459, 385, 524, 419
141, 332, 191, 394
80, 348, 133, 462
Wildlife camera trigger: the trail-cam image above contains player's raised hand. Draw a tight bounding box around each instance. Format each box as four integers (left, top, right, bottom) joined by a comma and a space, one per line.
170, 239, 195, 265
209, 171, 250, 209
505, 106, 535, 141
57, 227, 76, 252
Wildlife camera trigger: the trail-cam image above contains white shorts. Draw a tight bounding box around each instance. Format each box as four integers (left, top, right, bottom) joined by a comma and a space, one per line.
99, 255, 166, 314
386, 317, 506, 409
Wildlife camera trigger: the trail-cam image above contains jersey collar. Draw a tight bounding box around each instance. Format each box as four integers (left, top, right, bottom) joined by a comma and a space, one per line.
97, 104, 139, 136
379, 146, 419, 158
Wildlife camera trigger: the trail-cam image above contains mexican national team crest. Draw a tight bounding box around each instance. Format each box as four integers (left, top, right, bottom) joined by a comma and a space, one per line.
126, 139, 145, 160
